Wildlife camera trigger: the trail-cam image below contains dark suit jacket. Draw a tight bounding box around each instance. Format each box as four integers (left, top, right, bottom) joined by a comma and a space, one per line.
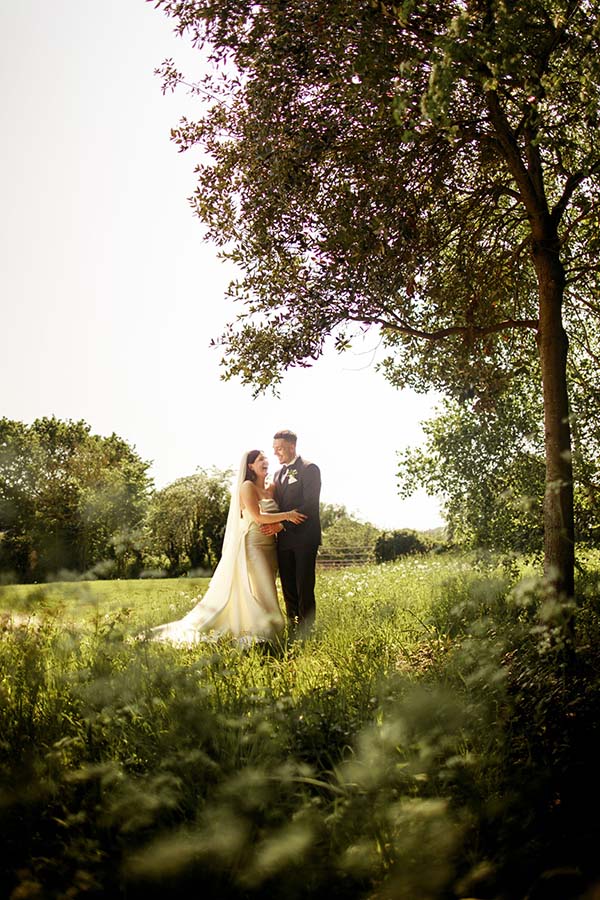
273, 457, 321, 550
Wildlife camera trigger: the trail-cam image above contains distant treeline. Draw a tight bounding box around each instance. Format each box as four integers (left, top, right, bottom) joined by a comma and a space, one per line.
0, 418, 229, 583
0, 418, 439, 585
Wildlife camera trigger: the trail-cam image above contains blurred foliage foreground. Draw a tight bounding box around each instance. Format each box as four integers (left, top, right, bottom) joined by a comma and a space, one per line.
1, 556, 600, 900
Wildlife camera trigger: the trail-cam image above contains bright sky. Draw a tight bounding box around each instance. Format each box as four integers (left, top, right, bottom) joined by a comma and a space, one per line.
1, 0, 443, 531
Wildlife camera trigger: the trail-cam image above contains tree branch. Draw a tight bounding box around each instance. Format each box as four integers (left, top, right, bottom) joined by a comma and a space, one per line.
344, 314, 538, 342
552, 161, 600, 226
484, 90, 541, 217
524, 123, 546, 205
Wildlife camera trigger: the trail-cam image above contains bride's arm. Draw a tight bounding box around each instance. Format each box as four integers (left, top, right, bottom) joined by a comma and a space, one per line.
240, 482, 306, 524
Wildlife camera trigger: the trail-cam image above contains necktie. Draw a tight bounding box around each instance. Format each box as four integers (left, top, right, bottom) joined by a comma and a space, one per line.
280, 465, 288, 480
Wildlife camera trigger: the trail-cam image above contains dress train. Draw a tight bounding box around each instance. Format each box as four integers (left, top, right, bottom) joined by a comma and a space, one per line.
151, 498, 283, 644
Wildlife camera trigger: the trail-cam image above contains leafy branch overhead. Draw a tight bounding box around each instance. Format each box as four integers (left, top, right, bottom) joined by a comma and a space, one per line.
155, 0, 599, 393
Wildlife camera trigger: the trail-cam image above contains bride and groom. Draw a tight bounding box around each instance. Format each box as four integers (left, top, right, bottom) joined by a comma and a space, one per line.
151, 430, 322, 644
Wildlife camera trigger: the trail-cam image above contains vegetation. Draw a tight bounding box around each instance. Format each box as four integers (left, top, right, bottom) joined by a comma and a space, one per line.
375, 529, 429, 562
146, 469, 232, 576
7, 2, 600, 895
319, 513, 381, 565
0, 417, 238, 584
2, 554, 600, 898
1, 421, 435, 583
154, 0, 600, 595
317, 513, 434, 567
0, 417, 152, 583
319, 502, 351, 532
400, 386, 547, 553
399, 344, 600, 554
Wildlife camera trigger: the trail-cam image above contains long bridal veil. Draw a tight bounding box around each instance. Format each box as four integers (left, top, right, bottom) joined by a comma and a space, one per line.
150, 452, 281, 644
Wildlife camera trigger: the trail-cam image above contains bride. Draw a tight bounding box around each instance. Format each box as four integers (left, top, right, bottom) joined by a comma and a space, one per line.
150, 450, 306, 644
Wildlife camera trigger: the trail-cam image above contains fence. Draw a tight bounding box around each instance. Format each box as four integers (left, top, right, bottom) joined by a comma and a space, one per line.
316, 547, 375, 569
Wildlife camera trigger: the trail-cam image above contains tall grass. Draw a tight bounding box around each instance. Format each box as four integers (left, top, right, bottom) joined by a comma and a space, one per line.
1, 554, 600, 898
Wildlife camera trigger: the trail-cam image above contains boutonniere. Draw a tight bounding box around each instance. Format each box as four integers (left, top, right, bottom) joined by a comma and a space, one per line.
287, 468, 298, 484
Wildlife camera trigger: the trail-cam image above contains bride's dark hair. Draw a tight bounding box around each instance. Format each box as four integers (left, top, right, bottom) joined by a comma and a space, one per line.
245, 449, 261, 483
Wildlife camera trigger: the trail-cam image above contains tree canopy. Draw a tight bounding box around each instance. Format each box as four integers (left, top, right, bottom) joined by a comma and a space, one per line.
154, 0, 600, 593
399, 383, 547, 552
146, 469, 231, 576
0, 417, 152, 581
400, 333, 600, 552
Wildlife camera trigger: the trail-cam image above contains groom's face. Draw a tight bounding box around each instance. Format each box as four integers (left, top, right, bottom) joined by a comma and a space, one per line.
273, 439, 296, 465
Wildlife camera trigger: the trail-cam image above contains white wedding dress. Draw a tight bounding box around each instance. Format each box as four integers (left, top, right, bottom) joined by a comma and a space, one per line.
150, 458, 284, 644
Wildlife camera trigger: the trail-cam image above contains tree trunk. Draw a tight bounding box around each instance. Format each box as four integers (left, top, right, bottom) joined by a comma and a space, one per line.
533, 231, 575, 597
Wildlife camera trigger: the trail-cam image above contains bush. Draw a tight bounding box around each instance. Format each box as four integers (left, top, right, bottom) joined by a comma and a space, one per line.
375, 529, 428, 562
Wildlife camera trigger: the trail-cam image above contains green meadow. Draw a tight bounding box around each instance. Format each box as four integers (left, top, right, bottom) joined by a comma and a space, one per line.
2, 554, 600, 899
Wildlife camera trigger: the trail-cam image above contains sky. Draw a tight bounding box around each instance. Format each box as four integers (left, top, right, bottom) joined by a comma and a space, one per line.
0, 0, 443, 531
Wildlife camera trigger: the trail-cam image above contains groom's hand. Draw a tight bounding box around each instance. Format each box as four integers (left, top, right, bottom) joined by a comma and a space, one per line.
260, 523, 283, 536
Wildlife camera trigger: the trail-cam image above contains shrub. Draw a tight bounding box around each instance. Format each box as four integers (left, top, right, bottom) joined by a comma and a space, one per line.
375, 529, 428, 562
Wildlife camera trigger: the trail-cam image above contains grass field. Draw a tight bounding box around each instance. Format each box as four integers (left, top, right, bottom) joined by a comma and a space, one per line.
2, 553, 600, 899
0, 575, 210, 625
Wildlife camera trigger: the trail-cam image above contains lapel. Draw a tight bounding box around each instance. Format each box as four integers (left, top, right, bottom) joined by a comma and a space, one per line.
286, 456, 302, 486
277, 457, 303, 497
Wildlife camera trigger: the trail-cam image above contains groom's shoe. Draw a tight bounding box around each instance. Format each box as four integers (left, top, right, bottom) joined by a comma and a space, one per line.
286, 617, 300, 643
288, 615, 314, 641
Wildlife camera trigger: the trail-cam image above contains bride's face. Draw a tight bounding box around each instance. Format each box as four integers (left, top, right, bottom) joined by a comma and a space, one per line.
249, 452, 269, 478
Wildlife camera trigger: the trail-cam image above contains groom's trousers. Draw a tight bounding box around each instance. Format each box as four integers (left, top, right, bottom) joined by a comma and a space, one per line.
277, 544, 318, 631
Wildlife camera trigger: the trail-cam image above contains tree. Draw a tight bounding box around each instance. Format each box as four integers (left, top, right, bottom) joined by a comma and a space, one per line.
319, 502, 349, 531
375, 529, 428, 562
146, 469, 231, 575
154, 0, 600, 596
567, 322, 600, 546
0, 417, 152, 581
399, 385, 547, 552
399, 327, 600, 551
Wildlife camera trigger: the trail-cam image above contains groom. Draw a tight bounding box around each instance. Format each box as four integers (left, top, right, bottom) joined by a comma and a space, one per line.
264, 429, 321, 634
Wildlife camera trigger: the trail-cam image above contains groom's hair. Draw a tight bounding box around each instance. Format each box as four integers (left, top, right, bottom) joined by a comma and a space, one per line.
273, 429, 297, 445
